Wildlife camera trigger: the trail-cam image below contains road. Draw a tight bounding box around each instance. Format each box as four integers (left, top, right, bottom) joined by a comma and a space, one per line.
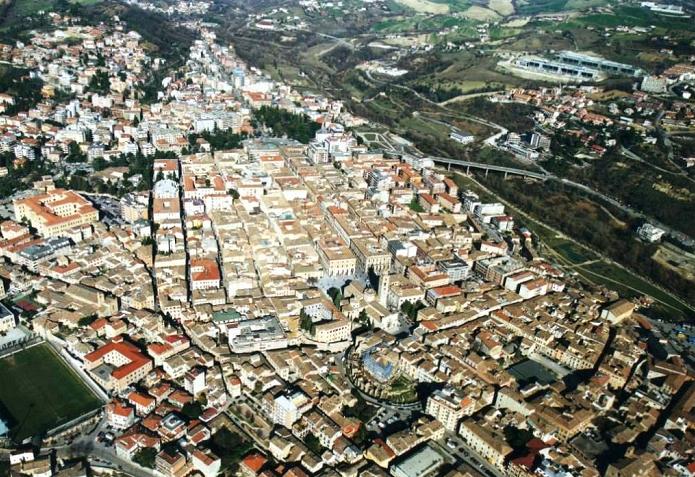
360, 68, 695, 245
64, 418, 158, 477
620, 145, 695, 185
439, 90, 504, 106
429, 156, 546, 179
437, 433, 505, 477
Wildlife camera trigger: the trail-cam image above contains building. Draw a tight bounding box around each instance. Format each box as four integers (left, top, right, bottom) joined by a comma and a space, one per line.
240, 453, 267, 477
351, 238, 391, 274
556, 51, 641, 77
378, 273, 391, 307
272, 390, 310, 427
190, 258, 221, 290
120, 192, 150, 223
84, 336, 153, 393
14, 189, 98, 238
313, 319, 351, 344
155, 449, 187, 477
450, 129, 474, 145
17, 237, 71, 272
390, 445, 445, 477
106, 401, 136, 430
190, 450, 221, 477
601, 299, 634, 325
640, 76, 668, 94
425, 388, 470, 432
184, 367, 206, 396
362, 347, 396, 383
514, 56, 600, 81
637, 223, 665, 242
317, 238, 357, 277
437, 258, 469, 282
459, 420, 513, 468
475, 256, 525, 285
0, 302, 16, 333
228, 316, 288, 353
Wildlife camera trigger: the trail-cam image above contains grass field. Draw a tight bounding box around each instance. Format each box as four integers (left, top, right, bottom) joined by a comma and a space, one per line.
575, 262, 694, 317
0, 344, 102, 442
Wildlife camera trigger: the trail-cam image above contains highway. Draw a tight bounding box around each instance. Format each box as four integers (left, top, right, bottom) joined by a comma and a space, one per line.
429, 156, 547, 180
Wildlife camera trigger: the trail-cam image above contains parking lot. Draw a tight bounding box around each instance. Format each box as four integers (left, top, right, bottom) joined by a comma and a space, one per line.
84, 193, 126, 228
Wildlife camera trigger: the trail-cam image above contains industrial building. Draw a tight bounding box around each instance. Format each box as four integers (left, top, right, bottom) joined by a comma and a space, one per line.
512, 51, 641, 82
514, 56, 601, 80
556, 51, 641, 77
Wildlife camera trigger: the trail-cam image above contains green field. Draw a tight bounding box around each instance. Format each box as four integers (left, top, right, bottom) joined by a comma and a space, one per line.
0, 344, 102, 442
575, 262, 694, 317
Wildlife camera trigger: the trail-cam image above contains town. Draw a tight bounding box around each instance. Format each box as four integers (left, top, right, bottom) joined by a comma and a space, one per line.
0, 4, 694, 477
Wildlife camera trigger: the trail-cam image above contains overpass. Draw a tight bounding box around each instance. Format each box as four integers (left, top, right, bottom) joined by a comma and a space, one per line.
428, 156, 549, 180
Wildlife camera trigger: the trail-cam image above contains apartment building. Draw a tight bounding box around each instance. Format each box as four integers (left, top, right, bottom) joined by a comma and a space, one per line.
317, 237, 357, 277
459, 420, 513, 468
350, 238, 391, 274
84, 336, 153, 393
426, 388, 472, 432
14, 189, 98, 238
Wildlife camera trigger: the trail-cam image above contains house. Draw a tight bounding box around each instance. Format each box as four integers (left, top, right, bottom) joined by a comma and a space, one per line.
106, 400, 135, 429
0, 302, 16, 333
240, 453, 268, 477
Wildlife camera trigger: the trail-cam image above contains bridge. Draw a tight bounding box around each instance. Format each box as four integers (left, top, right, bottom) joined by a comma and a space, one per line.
428, 156, 549, 180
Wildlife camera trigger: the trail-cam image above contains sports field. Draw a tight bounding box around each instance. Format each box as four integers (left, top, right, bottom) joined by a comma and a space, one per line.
0, 344, 102, 442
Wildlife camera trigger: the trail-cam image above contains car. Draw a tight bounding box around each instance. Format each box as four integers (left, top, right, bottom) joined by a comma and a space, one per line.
378, 422, 385, 429
446, 440, 457, 449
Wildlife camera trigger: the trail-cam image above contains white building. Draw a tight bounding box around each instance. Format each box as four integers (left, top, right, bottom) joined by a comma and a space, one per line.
0, 303, 16, 333
637, 223, 666, 242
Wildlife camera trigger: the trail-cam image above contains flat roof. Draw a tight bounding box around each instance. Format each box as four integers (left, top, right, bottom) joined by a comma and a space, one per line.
391, 445, 445, 477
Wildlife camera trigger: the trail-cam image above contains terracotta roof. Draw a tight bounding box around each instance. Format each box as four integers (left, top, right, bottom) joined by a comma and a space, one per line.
241, 454, 267, 473
85, 336, 151, 380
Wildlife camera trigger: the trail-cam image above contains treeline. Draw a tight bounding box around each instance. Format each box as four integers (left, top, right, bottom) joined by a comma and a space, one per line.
187, 130, 247, 152
558, 148, 695, 238
453, 97, 536, 132
254, 106, 321, 144
0, 151, 49, 197
63, 150, 177, 196
479, 174, 695, 310
0, 66, 44, 115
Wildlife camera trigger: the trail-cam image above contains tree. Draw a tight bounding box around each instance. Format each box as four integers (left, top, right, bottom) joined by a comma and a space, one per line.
327, 287, 342, 307
65, 141, 87, 163
207, 429, 252, 474
299, 309, 315, 336
409, 195, 424, 212
357, 309, 371, 330
88, 70, 111, 94
92, 156, 108, 171
181, 401, 203, 419
400, 301, 425, 320
78, 314, 98, 327
133, 447, 157, 468
304, 434, 326, 456
254, 106, 321, 144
